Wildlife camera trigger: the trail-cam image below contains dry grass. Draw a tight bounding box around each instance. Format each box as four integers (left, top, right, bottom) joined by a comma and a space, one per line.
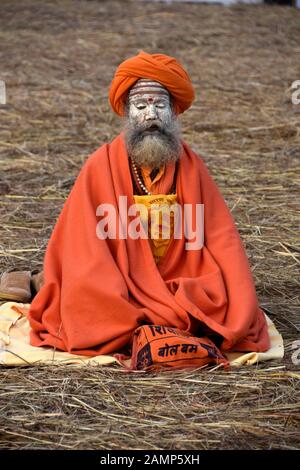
0, 0, 299, 450
0, 365, 299, 450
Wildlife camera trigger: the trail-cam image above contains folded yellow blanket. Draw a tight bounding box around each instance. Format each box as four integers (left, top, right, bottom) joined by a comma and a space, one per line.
0, 302, 283, 367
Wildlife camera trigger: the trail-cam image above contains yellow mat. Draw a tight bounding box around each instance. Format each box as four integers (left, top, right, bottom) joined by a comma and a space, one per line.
0, 302, 284, 367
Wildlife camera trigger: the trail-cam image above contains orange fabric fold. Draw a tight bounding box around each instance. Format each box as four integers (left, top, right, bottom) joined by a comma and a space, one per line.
109, 51, 195, 116
140, 161, 175, 194
28, 133, 270, 357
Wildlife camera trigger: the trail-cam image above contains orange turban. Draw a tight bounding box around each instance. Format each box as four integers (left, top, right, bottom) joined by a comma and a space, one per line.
109, 51, 195, 116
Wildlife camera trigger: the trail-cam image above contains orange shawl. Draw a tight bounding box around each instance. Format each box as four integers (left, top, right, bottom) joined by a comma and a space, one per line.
28, 134, 270, 356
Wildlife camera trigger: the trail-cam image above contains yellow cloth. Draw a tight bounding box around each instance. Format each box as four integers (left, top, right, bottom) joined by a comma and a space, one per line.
0, 302, 118, 366
133, 193, 177, 264
0, 302, 284, 367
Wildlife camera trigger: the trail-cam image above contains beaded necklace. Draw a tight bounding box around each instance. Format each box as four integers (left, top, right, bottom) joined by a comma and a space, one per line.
131, 159, 152, 195
129, 158, 178, 196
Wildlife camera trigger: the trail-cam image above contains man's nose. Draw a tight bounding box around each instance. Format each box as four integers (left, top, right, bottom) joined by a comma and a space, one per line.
145, 105, 158, 120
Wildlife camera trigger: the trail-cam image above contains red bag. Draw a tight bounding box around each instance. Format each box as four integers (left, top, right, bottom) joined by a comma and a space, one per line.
128, 325, 229, 371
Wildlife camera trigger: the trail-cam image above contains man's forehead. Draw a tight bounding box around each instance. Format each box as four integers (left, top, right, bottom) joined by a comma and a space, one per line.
128, 79, 170, 101
130, 94, 170, 105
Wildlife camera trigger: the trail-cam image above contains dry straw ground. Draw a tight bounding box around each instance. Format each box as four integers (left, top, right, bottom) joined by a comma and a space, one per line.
0, 0, 299, 450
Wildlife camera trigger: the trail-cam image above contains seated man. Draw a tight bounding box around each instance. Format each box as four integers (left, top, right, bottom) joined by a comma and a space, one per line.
26, 52, 269, 365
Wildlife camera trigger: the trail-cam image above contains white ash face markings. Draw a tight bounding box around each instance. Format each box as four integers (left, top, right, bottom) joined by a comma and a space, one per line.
128, 79, 172, 126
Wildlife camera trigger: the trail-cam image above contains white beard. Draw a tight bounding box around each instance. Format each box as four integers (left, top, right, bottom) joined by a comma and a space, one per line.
125, 119, 182, 168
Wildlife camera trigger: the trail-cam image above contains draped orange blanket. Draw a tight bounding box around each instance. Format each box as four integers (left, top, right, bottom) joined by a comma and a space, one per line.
28, 133, 270, 357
